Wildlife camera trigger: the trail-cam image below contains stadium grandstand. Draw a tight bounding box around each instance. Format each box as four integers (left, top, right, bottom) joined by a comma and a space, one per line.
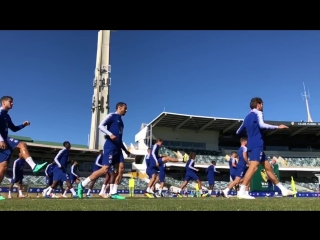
129, 112, 320, 194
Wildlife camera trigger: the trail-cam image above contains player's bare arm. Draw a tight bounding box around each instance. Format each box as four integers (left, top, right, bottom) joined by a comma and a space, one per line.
278, 124, 288, 129
0, 141, 6, 149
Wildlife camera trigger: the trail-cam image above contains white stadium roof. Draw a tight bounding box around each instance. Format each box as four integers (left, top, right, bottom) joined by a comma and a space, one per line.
148, 112, 320, 137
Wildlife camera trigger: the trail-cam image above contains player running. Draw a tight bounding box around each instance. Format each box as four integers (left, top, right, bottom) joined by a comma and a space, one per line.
206, 160, 220, 196
45, 141, 78, 198
177, 152, 207, 197
236, 97, 295, 199
0, 96, 47, 200
78, 102, 130, 200
222, 137, 249, 198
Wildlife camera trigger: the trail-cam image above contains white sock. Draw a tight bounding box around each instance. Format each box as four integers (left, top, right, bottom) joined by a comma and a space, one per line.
146, 187, 150, 192
199, 189, 203, 194
208, 190, 212, 194
276, 183, 286, 191
70, 188, 76, 196
8, 191, 11, 196
44, 187, 50, 192
245, 190, 249, 195
19, 190, 23, 196
63, 190, 67, 196
178, 188, 182, 193
239, 185, 246, 194
25, 157, 36, 169
81, 177, 92, 188
224, 188, 230, 192
86, 189, 91, 196
158, 188, 162, 194
109, 184, 114, 193
100, 184, 106, 195
46, 187, 52, 195
111, 184, 118, 194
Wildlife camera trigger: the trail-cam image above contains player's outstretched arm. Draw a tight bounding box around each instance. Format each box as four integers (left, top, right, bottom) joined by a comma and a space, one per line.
256, 111, 278, 130
7, 117, 27, 132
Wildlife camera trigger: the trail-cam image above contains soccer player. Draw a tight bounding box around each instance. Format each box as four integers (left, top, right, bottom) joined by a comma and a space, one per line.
229, 151, 237, 182
222, 137, 249, 198
205, 160, 220, 195
99, 167, 114, 198
156, 161, 170, 197
42, 161, 55, 196
144, 148, 158, 194
0, 96, 47, 200
146, 139, 181, 198
78, 102, 130, 200
45, 141, 78, 198
8, 154, 26, 198
236, 97, 295, 199
69, 160, 80, 185
177, 152, 207, 197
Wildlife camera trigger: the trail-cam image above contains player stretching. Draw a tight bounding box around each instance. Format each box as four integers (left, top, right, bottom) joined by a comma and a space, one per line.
0, 96, 47, 200
222, 137, 249, 198
205, 161, 220, 196
8, 154, 26, 198
177, 152, 207, 197
78, 102, 130, 200
146, 139, 181, 198
236, 97, 295, 199
45, 141, 78, 198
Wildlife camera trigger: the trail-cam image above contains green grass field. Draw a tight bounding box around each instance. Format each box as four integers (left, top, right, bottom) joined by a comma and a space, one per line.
1, 197, 320, 211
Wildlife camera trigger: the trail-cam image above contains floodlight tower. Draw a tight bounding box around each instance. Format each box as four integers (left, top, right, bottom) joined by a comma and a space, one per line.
89, 30, 115, 149
301, 82, 313, 123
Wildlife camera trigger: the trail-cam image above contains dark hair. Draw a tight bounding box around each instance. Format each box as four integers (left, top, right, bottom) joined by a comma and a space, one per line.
211, 160, 216, 165
157, 138, 163, 142
250, 97, 263, 109
1, 96, 13, 102
116, 102, 126, 109
63, 141, 70, 147
99, 149, 103, 153
189, 152, 196, 159
240, 137, 247, 142
231, 151, 237, 155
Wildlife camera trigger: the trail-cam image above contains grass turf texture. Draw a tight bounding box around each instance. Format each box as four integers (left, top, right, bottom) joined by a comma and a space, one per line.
0, 197, 320, 211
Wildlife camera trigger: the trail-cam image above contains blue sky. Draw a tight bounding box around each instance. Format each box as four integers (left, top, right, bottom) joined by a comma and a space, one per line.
0, 30, 319, 146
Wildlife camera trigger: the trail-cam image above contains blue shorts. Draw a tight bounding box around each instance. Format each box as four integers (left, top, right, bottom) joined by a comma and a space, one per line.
53, 168, 69, 182
230, 175, 236, 181
159, 170, 165, 183
46, 176, 53, 186
207, 176, 215, 185
146, 168, 152, 179
11, 176, 23, 184
235, 165, 248, 178
184, 171, 198, 181
0, 138, 20, 163
70, 175, 79, 184
102, 148, 124, 166
249, 147, 266, 162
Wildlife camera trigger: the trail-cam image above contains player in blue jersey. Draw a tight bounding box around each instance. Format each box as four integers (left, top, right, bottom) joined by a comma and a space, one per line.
42, 161, 55, 196
8, 154, 26, 198
222, 137, 250, 198
229, 151, 237, 181
145, 148, 158, 194
78, 102, 130, 200
0, 96, 47, 200
45, 141, 78, 198
177, 152, 207, 197
99, 165, 114, 198
206, 160, 220, 196
236, 97, 295, 199
145, 138, 181, 198
69, 160, 80, 185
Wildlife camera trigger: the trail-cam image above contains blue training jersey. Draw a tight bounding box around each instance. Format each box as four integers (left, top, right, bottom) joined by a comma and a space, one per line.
206, 165, 218, 177
70, 164, 78, 178
54, 148, 70, 169
98, 112, 124, 149
236, 109, 278, 150
145, 154, 150, 168
229, 158, 237, 174
185, 159, 197, 172
94, 154, 103, 168
150, 144, 160, 165
0, 107, 25, 142
45, 163, 55, 177
237, 146, 248, 168
13, 158, 25, 174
